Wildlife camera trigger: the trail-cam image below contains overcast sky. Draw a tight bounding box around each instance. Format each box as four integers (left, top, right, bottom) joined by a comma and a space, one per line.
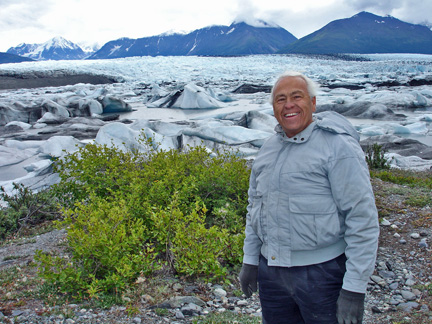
1, 0, 431, 52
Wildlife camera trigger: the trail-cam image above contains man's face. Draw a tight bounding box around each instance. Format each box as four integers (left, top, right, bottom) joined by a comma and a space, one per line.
272, 76, 316, 138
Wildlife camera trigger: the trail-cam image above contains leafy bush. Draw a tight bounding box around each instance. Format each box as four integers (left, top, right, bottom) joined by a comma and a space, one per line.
0, 183, 60, 240
365, 143, 391, 170
36, 196, 160, 298
51, 143, 144, 208
37, 138, 250, 299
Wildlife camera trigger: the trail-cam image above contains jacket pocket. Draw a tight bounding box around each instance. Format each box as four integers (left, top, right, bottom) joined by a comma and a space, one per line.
250, 195, 267, 243
288, 195, 340, 251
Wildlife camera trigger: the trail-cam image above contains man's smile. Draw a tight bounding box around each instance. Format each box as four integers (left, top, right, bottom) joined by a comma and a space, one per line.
284, 112, 299, 118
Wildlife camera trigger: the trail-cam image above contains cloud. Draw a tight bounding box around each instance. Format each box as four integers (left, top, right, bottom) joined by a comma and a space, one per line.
348, 0, 405, 12
342, 0, 432, 25
0, 0, 53, 30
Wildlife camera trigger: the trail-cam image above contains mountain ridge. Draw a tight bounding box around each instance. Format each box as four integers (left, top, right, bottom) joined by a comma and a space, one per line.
88, 21, 297, 59
278, 11, 432, 54
7, 36, 89, 61
2, 12, 432, 64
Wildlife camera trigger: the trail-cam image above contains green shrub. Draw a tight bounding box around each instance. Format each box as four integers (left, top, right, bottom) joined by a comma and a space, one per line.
37, 137, 251, 300
52, 143, 144, 208
365, 143, 391, 170
36, 196, 160, 298
0, 183, 60, 240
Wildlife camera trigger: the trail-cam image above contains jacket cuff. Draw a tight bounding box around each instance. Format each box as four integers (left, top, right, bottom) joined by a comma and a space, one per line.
242, 254, 260, 266
342, 276, 369, 293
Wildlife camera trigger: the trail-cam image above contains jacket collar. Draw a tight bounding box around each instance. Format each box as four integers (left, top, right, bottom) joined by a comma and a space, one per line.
275, 119, 317, 144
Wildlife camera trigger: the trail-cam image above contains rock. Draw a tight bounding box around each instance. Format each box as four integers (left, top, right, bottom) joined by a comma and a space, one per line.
380, 218, 391, 226
175, 310, 185, 319
405, 278, 416, 286
213, 288, 227, 298
167, 296, 206, 308
401, 290, 416, 301
419, 239, 428, 248
181, 303, 202, 316
397, 301, 419, 312
237, 300, 249, 306
371, 306, 382, 313
410, 233, 421, 239
371, 275, 386, 286
389, 282, 399, 290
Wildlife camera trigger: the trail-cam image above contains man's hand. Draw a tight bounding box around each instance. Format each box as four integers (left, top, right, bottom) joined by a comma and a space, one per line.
336, 289, 365, 324
238, 263, 258, 298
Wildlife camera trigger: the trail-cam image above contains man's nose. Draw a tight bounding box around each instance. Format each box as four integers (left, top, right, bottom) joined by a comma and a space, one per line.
283, 100, 295, 108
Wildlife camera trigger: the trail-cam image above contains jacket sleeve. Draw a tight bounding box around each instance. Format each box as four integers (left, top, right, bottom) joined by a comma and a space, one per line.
242, 167, 263, 266
328, 138, 379, 293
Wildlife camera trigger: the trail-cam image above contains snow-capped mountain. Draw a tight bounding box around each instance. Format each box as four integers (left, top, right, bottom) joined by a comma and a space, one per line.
88, 21, 297, 59
7, 36, 90, 61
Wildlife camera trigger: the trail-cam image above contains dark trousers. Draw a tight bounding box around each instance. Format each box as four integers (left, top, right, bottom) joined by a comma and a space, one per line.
258, 254, 346, 324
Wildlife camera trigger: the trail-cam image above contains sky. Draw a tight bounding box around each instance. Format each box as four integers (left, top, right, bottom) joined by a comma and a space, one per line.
1, 0, 431, 52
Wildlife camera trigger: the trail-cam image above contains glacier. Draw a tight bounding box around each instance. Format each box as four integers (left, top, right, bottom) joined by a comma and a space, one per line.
0, 54, 432, 197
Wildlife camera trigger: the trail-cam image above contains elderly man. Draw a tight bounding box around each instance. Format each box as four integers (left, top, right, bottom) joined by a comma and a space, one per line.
239, 71, 379, 324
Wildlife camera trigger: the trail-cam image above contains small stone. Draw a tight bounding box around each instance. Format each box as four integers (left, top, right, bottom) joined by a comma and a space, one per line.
132, 317, 142, 324
399, 239, 407, 244
410, 233, 421, 239
12, 310, 24, 316
397, 302, 419, 312
213, 288, 227, 298
389, 282, 399, 290
237, 300, 248, 306
181, 303, 202, 316
401, 290, 416, 301
371, 275, 386, 286
393, 233, 401, 238
381, 218, 391, 226
412, 288, 422, 297
405, 278, 416, 286
419, 239, 428, 248
175, 310, 185, 319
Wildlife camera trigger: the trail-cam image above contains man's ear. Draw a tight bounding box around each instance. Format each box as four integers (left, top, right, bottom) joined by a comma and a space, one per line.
312, 97, 316, 112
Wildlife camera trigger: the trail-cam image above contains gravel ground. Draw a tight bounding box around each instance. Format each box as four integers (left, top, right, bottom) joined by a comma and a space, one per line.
0, 177, 431, 323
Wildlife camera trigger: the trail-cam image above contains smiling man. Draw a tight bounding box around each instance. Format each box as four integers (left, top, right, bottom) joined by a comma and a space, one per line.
239, 71, 379, 324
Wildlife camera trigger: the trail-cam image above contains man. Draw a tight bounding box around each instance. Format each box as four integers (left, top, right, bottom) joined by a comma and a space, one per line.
239, 71, 379, 324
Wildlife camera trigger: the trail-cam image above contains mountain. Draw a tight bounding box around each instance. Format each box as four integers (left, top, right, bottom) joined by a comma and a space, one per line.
0, 52, 34, 64
88, 21, 297, 59
7, 36, 89, 61
278, 12, 432, 54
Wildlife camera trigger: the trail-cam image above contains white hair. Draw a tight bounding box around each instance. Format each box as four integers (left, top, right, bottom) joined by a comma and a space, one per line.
270, 71, 319, 104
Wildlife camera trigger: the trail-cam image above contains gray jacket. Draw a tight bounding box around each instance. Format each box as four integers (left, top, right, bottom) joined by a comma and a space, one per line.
243, 111, 379, 293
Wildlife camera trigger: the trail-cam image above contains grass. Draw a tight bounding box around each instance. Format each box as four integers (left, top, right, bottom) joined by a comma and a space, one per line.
193, 311, 261, 323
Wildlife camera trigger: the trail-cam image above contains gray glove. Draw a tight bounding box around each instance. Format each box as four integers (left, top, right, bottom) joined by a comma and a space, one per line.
336, 289, 365, 324
239, 263, 258, 298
